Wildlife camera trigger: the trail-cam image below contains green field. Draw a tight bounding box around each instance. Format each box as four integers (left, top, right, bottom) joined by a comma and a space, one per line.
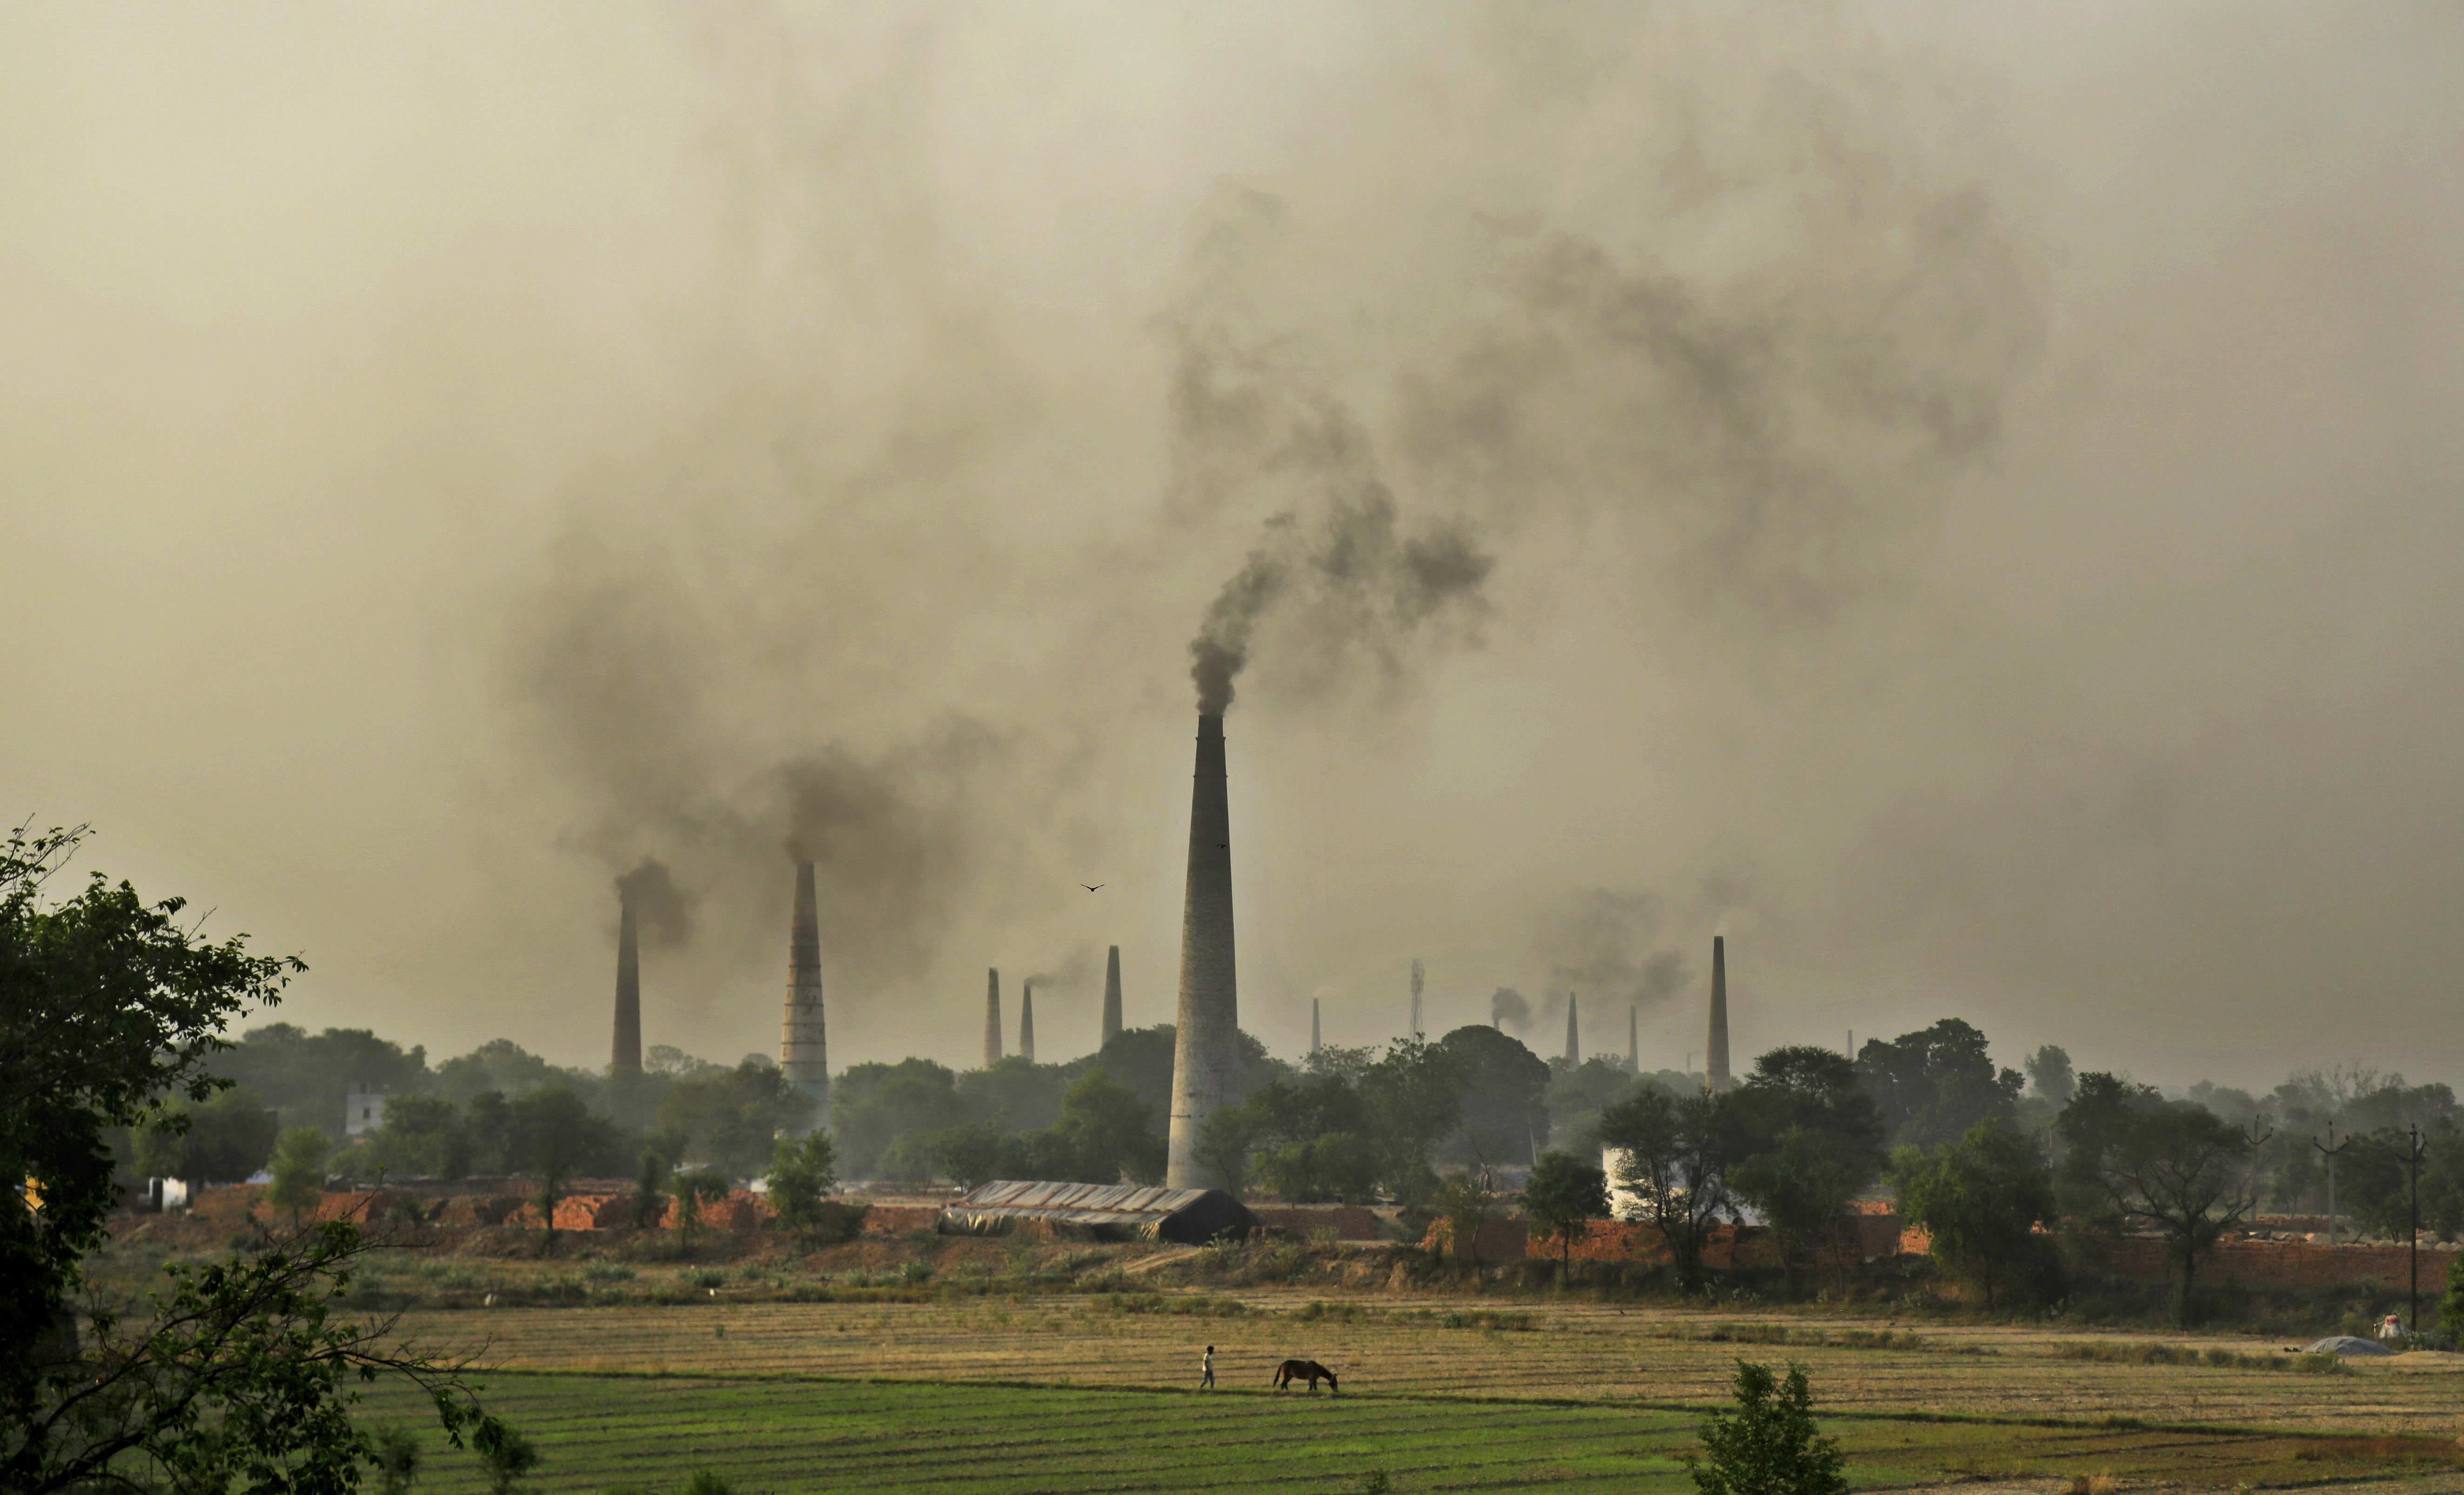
361, 1372, 2464, 1494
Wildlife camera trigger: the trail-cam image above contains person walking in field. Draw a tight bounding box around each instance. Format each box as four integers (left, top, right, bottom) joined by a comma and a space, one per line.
1200, 1345, 1216, 1389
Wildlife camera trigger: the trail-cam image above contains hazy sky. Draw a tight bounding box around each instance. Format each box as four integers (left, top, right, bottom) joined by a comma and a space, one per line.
5, 3, 2459, 1093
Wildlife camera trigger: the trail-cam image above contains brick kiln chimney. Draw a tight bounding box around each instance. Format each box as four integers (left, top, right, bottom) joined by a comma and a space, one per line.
1019, 979, 1037, 1064
1101, 945, 1123, 1050
1565, 992, 1580, 1066
1166, 713, 1238, 1188
1627, 1005, 1638, 1074
1410, 957, 1425, 1040
1705, 934, 1730, 1094
611, 884, 642, 1072
984, 968, 1003, 1066
780, 860, 829, 1129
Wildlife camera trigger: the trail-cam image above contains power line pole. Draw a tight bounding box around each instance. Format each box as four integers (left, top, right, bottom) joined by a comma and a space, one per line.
2313, 1124, 2351, 1248
2409, 1123, 2428, 1338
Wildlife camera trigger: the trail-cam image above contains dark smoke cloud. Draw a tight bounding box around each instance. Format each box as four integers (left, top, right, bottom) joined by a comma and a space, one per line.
1491, 986, 1531, 1032
614, 858, 693, 949
1535, 889, 1691, 1013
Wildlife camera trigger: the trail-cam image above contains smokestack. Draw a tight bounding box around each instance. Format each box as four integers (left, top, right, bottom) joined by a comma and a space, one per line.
1166, 714, 1238, 1188
1101, 946, 1123, 1050
611, 884, 641, 1072
1311, 997, 1321, 1055
1705, 935, 1730, 1094
1019, 979, 1037, 1064
781, 860, 829, 1130
1627, 1005, 1638, 1074
1410, 958, 1424, 1040
984, 968, 1003, 1066
1565, 992, 1580, 1066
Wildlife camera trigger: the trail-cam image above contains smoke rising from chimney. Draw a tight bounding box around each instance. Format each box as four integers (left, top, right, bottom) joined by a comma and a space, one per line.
614, 858, 693, 949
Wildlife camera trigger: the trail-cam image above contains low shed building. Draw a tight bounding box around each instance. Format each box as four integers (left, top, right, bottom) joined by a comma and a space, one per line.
938, 1180, 1256, 1244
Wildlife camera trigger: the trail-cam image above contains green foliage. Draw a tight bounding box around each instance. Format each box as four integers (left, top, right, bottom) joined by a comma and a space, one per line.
267, 1126, 333, 1217
2024, 1045, 2075, 1106
1596, 1084, 1730, 1290
1854, 1019, 2023, 1150
667, 1167, 731, 1237
682, 1470, 732, 1495
1520, 1149, 1610, 1265
0, 823, 302, 1428
631, 1149, 671, 1229
2060, 1072, 2262, 1324
1191, 1038, 1468, 1202
1891, 1116, 2060, 1309
1545, 1056, 1644, 1151
435, 1037, 588, 1108
655, 1058, 816, 1180
1254, 1131, 1382, 1204
2441, 1251, 2464, 1342
2338, 1124, 2464, 1242
765, 1130, 842, 1236
358, 1093, 472, 1180
476, 1416, 542, 1494
133, 1084, 281, 1184
1433, 1025, 1550, 1168
915, 1067, 1169, 1188
509, 1085, 623, 1249
1436, 1173, 1493, 1262
1686, 1360, 1848, 1495
370, 1423, 423, 1495
212, 1022, 430, 1140
831, 1058, 960, 1178
1724, 1047, 1888, 1289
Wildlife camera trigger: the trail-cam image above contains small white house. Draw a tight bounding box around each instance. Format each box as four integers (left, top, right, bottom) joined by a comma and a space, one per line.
343, 1083, 390, 1137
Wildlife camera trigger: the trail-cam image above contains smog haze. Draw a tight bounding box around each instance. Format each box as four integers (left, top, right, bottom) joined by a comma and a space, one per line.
4, 3, 2459, 1091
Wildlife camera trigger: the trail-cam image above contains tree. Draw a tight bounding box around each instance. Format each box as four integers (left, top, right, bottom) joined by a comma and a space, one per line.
0, 823, 301, 1423
1686, 1361, 1848, 1495
666, 1167, 730, 1239
1855, 1019, 2022, 1149
1355, 1038, 1471, 1176
1891, 1116, 2058, 1309
1545, 1057, 1641, 1152
1521, 1150, 1610, 1269
212, 1023, 430, 1140
132, 1084, 281, 1184
1435, 1173, 1494, 1264
1436, 1026, 1551, 1167
1724, 1048, 1888, 1292
1193, 1105, 1266, 1199
2023, 1045, 2075, 1107
655, 1058, 816, 1181
508, 1086, 618, 1254
830, 1058, 960, 1178
1044, 1068, 1167, 1185
2059, 1073, 2262, 1324
266, 1126, 332, 1218
0, 824, 509, 1493
1597, 1086, 1731, 1291
765, 1130, 841, 1237
359, 1093, 471, 1180
2441, 1252, 2464, 1343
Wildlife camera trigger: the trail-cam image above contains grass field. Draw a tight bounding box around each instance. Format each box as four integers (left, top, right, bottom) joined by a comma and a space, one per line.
386, 1294, 2464, 1435
359, 1371, 2464, 1494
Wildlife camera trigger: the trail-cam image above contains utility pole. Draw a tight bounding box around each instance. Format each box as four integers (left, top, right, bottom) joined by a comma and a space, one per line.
2313, 1124, 2351, 1248
2409, 1123, 2428, 1338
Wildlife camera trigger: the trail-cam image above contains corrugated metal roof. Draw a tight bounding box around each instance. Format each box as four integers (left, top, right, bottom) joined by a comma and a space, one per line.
950, 1180, 1217, 1225
938, 1180, 1258, 1243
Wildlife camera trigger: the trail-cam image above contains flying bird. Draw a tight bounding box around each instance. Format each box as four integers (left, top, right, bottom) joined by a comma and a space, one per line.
1082, 883, 1104, 892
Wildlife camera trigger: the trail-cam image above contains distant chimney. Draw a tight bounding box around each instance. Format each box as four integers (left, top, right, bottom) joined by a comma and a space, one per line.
1705, 935, 1730, 1094
1020, 979, 1037, 1064
1410, 958, 1425, 1040
1101, 945, 1123, 1050
611, 884, 642, 1073
1627, 1005, 1638, 1073
1565, 992, 1580, 1066
780, 861, 829, 1129
984, 968, 1003, 1066
1166, 714, 1238, 1188
1311, 997, 1321, 1055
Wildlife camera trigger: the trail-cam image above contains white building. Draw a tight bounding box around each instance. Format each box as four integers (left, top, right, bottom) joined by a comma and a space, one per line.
343, 1083, 390, 1137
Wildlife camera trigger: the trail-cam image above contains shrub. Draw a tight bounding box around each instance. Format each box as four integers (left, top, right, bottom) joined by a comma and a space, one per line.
1686, 1361, 1847, 1495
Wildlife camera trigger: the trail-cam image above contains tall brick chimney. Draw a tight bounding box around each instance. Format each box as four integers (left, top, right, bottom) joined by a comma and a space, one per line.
1019, 979, 1037, 1064
1101, 945, 1123, 1050
1166, 714, 1238, 1188
1705, 934, 1730, 1094
780, 860, 829, 1130
611, 884, 641, 1072
1564, 992, 1580, 1066
984, 968, 1003, 1066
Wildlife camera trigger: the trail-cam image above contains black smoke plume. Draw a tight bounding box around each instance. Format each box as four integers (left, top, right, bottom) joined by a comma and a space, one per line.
614, 858, 693, 949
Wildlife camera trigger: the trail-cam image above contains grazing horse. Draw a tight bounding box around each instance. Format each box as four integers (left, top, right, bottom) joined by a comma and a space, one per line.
1272, 1359, 1339, 1393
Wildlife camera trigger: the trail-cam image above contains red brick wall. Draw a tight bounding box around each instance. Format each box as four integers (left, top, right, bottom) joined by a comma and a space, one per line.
2089, 1235, 2460, 1292
1421, 1216, 1530, 1260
